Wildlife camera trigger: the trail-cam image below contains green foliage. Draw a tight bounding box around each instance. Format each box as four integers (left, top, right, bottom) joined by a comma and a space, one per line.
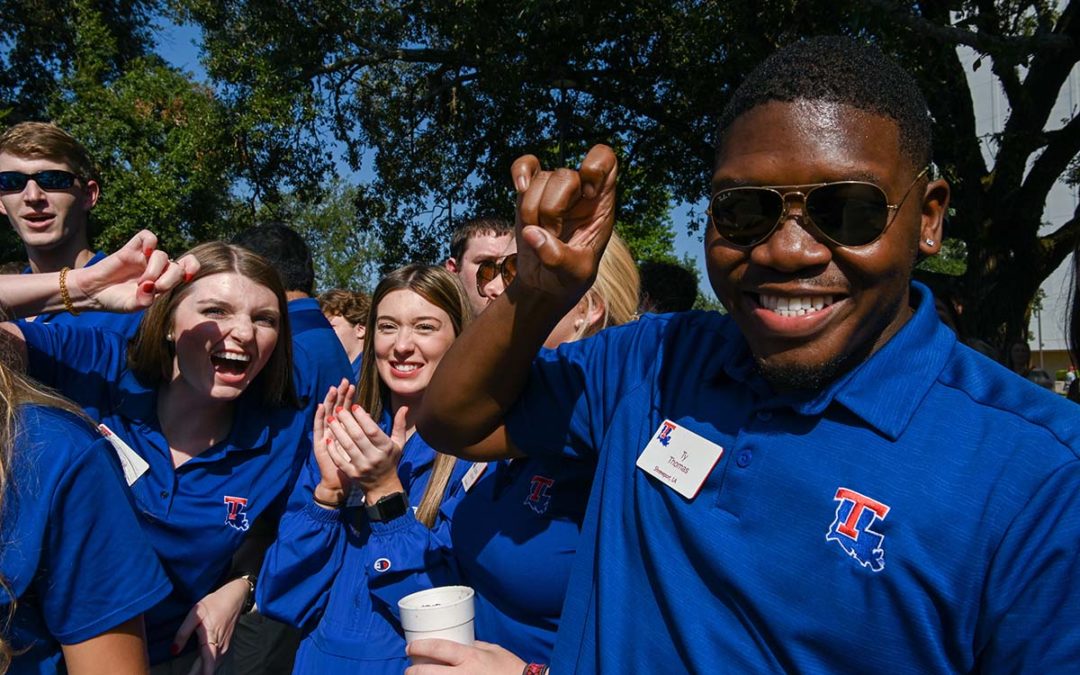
917, 237, 968, 276
253, 179, 384, 293
0, 0, 160, 121
53, 56, 241, 255
0, 0, 1076, 350
0, 0, 243, 262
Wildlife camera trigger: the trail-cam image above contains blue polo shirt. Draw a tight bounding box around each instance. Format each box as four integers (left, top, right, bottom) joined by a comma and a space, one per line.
19, 251, 143, 337
2, 405, 171, 675
289, 297, 351, 400
446, 456, 591, 663
259, 424, 470, 675
20, 322, 309, 664
505, 283, 1080, 673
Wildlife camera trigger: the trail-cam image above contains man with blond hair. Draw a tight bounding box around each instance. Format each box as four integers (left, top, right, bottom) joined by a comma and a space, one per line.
0, 121, 141, 334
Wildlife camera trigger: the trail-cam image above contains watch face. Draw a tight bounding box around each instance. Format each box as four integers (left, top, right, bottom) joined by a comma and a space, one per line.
367, 491, 408, 521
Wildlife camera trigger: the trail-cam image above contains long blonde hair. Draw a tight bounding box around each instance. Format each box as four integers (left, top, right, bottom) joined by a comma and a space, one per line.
0, 346, 89, 672
355, 265, 472, 527
574, 231, 641, 341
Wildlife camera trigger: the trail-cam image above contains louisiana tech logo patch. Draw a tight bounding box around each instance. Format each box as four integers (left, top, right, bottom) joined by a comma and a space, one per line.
223, 496, 251, 532
656, 420, 676, 447
825, 487, 890, 572
524, 475, 555, 515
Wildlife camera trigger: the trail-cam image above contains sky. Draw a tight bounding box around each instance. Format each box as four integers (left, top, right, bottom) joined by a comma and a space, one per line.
152, 18, 718, 300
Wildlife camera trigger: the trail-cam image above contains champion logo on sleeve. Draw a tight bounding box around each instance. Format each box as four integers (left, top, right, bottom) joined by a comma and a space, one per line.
825, 487, 890, 572
223, 496, 251, 531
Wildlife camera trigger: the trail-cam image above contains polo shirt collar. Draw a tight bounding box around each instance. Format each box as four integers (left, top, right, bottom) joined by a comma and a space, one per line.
116, 371, 273, 454
713, 282, 953, 440
829, 282, 954, 440
288, 297, 331, 336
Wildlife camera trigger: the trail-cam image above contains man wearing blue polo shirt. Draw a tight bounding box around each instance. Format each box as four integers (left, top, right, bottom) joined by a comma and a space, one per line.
0, 121, 142, 335
415, 37, 1080, 673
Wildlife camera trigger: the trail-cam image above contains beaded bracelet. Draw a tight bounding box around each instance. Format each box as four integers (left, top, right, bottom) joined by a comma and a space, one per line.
59, 266, 80, 316
522, 664, 549, 675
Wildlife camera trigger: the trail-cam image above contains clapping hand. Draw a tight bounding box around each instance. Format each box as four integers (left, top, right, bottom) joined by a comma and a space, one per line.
313, 381, 407, 506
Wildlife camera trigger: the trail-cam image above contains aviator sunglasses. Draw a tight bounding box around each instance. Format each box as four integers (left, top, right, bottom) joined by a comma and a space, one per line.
707, 167, 930, 248
0, 170, 80, 192
475, 254, 518, 296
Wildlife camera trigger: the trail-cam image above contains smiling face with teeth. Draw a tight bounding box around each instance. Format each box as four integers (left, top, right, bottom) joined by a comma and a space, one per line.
707, 100, 948, 390
166, 272, 281, 405
373, 289, 458, 409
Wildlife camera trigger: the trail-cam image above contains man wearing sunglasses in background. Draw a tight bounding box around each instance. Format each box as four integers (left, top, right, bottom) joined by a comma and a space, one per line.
414, 37, 1080, 673
0, 121, 142, 335
445, 216, 516, 316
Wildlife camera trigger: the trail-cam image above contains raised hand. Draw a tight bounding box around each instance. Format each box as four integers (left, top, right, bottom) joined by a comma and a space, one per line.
510, 144, 617, 303
69, 229, 198, 312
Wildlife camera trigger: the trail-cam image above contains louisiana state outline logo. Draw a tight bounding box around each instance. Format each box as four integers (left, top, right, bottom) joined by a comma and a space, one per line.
825, 487, 890, 572
224, 495, 251, 532
524, 475, 555, 515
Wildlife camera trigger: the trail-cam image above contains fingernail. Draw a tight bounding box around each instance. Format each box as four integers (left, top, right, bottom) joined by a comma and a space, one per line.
170, 644, 180, 656
583, 183, 597, 199
144, 247, 153, 258
350, 404, 359, 412
141, 281, 155, 293
326, 416, 335, 424
515, 174, 527, 192
184, 270, 193, 282
325, 438, 333, 445
335, 406, 344, 413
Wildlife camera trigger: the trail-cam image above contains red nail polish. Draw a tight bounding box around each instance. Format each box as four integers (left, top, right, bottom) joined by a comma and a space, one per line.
326, 416, 335, 424
335, 406, 344, 413
350, 404, 360, 412
184, 270, 193, 282
141, 281, 155, 293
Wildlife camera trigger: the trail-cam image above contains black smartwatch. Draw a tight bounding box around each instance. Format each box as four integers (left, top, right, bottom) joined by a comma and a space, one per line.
365, 491, 409, 522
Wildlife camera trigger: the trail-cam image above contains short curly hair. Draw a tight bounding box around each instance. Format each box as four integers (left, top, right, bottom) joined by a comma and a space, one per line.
318, 289, 370, 327
716, 36, 931, 170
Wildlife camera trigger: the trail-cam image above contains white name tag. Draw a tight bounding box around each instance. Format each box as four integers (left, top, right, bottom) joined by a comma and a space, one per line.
460, 462, 488, 492
98, 423, 149, 486
636, 420, 724, 499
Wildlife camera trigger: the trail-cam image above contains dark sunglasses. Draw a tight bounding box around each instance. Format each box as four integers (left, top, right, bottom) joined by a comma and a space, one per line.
707, 167, 929, 248
0, 170, 80, 192
475, 254, 518, 296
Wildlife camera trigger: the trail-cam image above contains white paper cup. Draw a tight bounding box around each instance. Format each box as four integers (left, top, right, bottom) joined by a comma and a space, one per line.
399, 585, 475, 661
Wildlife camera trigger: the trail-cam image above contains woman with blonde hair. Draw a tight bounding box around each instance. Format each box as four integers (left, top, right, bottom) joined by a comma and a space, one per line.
389, 232, 641, 670
258, 264, 474, 674
1, 232, 312, 675
0, 232, 180, 674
